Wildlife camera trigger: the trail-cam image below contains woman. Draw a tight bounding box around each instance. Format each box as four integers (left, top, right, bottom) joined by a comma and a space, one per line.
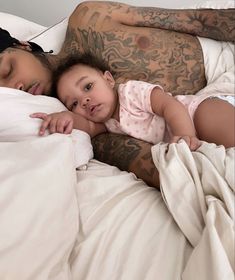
0, 1, 234, 188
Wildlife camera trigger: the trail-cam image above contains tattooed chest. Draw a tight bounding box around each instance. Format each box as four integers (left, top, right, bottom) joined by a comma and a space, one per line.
63, 27, 206, 95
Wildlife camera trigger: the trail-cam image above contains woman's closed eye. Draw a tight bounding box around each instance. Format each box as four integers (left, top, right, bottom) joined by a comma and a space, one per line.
0, 64, 13, 79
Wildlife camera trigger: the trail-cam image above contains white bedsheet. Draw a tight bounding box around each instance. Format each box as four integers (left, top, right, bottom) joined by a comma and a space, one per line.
152, 141, 235, 280
0, 135, 79, 279
0, 136, 192, 280
0, 87, 94, 168
1, 136, 233, 280
71, 160, 191, 280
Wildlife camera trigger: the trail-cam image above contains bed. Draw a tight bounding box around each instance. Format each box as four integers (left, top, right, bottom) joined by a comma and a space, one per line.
0, 1, 234, 279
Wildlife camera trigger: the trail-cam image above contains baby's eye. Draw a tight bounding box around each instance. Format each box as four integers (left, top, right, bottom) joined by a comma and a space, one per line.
71, 101, 78, 111
84, 83, 93, 91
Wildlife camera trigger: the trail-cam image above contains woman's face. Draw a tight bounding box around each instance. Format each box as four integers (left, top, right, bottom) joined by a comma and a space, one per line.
0, 47, 52, 95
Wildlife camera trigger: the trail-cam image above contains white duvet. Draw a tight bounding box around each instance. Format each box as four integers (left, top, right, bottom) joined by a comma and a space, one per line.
0, 135, 79, 279
0, 136, 234, 279
0, 87, 93, 168
152, 142, 235, 280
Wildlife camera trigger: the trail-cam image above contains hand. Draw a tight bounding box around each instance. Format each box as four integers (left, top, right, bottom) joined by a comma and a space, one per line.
170, 135, 201, 151
30, 111, 74, 136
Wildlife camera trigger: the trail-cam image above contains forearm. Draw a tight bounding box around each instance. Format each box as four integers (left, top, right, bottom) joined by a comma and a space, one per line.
133, 7, 235, 42
67, 1, 235, 46
151, 88, 196, 136
164, 103, 196, 137
92, 133, 160, 190
72, 113, 106, 137
76, 2, 235, 42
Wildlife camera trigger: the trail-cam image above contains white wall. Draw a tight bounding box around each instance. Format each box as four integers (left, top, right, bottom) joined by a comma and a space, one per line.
0, 0, 202, 26
0, 0, 79, 26
112, 0, 202, 9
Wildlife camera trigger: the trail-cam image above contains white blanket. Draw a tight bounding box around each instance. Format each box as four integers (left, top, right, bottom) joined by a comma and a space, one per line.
2, 136, 233, 279
71, 160, 191, 280
152, 141, 235, 280
0, 136, 192, 280
0, 87, 93, 168
0, 135, 79, 279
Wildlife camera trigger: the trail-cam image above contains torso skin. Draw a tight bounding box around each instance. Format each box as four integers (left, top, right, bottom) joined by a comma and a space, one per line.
60, 1, 209, 95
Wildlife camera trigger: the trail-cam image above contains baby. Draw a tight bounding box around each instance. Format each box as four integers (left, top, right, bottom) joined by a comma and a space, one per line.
31, 53, 235, 150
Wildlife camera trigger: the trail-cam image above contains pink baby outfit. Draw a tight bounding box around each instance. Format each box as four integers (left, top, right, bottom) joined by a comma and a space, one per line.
105, 80, 166, 144
104, 80, 233, 144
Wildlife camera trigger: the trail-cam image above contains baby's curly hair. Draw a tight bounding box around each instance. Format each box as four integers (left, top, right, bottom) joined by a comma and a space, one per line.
51, 52, 112, 98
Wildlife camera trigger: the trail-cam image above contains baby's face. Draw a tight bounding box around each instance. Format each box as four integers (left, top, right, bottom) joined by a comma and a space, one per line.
57, 64, 117, 122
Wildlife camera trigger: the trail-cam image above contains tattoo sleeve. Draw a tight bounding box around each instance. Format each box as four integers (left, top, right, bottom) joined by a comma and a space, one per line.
92, 133, 160, 190
132, 7, 235, 43
76, 2, 235, 42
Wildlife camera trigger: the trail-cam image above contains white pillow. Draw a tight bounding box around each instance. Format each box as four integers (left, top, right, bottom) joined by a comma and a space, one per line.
0, 87, 93, 168
0, 11, 67, 54
184, 0, 234, 8
30, 18, 68, 54
0, 12, 46, 41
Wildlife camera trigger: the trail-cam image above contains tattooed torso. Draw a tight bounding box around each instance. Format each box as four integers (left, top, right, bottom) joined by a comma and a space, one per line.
57, 2, 235, 188
59, 2, 210, 96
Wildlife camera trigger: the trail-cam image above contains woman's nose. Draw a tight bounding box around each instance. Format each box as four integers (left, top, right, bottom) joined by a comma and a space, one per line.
15, 81, 25, 91
3, 79, 25, 91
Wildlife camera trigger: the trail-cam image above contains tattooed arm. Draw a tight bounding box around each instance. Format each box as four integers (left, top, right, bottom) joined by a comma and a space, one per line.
92, 133, 160, 189
70, 1, 235, 43
125, 6, 235, 43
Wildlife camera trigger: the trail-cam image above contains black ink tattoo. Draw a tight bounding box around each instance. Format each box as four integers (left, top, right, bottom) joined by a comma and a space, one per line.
92, 133, 160, 189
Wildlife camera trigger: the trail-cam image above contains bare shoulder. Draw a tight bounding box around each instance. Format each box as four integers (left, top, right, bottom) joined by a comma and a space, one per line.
69, 1, 131, 26
61, 1, 206, 95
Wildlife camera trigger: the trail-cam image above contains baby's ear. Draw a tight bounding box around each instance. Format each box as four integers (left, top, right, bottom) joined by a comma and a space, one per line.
104, 71, 115, 88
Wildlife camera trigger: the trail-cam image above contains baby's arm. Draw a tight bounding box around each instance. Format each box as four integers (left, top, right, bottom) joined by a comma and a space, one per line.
72, 112, 106, 137
150, 87, 201, 150
30, 111, 106, 138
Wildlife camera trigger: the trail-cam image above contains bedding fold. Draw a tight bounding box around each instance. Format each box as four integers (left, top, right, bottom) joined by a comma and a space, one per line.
0, 134, 79, 279
70, 160, 192, 280
152, 141, 235, 280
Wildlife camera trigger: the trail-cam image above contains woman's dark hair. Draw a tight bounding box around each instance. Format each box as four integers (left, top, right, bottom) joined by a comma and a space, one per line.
0, 27, 45, 53
51, 52, 112, 98
0, 27, 53, 75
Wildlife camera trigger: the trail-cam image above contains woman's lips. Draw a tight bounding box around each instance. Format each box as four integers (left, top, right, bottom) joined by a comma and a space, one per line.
28, 83, 43, 95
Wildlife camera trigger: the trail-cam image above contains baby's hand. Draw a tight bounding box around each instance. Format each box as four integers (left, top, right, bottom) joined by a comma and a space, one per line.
30, 111, 74, 136
170, 135, 201, 151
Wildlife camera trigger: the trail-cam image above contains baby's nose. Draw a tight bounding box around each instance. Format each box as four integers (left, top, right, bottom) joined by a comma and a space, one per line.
82, 97, 90, 108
